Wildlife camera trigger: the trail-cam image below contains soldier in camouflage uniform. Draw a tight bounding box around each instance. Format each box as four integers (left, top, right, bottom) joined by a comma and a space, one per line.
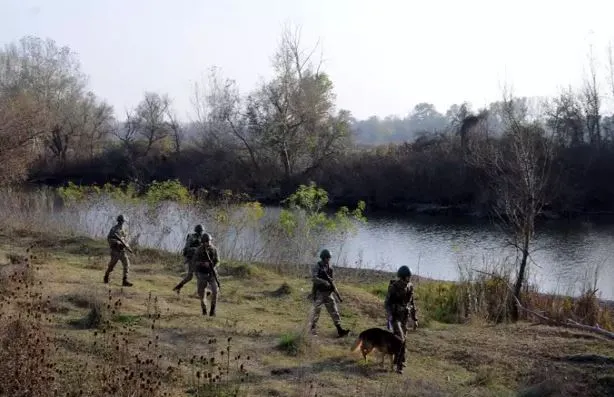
191, 233, 220, 316
172, 224, 204, 294
384, 265, 419, 374
103, 214, 133, 287
308, 249, 350, 337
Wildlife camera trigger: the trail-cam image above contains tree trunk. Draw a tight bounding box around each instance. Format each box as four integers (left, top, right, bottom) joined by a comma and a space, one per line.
511, 232, 530, 321
281, 143, 291, 180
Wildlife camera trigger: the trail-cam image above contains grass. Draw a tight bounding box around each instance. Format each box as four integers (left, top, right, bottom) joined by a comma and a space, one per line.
1, 229, 614, 396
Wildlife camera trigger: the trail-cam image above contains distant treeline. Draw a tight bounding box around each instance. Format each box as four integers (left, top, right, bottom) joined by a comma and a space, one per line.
3, 34, 614, 216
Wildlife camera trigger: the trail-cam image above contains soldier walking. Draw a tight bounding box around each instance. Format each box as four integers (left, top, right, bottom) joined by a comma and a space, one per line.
308, 249, 350, 337
103, 214, 133, 287
191, 233, 220, 316
172, 224, 204, 294
384, 265, 419, 374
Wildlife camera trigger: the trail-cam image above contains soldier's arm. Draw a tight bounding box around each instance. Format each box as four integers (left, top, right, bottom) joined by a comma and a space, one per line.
311, 264, 330, 288
183, 234, 191, 248
107, 226, 123, 244
408, 284, 416, 308
384, 281, 395, 314
182, 234, 192, 255
212, 247, 219, 266
107, 225, 116, 241
408, 284, 418, 323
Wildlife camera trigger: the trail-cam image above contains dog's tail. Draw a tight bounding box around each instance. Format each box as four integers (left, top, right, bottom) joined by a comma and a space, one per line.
350, 337, 363, 352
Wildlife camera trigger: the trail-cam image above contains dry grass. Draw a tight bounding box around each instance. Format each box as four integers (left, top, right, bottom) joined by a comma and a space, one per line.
0, 229, 613, 396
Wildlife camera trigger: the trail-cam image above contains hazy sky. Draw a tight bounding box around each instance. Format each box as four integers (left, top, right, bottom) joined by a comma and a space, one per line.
2, 0, 614, 121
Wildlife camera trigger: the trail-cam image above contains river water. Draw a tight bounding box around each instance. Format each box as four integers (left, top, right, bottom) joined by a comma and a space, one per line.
338, 212, 614, 300
53, 200, 614, 300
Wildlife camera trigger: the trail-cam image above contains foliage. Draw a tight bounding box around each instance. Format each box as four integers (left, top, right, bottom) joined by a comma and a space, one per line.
266, 182, 366, 266
57, 181, 140, 205
57, 180, 194, 206
276, 332, 306, 356
144, 179, 193, 205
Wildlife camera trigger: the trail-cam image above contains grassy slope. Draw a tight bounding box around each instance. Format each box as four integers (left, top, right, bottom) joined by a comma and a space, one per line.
1, 229, 613, 397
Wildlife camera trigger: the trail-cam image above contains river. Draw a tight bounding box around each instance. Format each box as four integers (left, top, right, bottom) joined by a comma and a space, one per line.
51, 200, 614, 301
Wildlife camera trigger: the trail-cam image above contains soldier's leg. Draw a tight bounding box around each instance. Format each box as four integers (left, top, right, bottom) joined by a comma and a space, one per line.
324, 295, 349, 337
402, 316, 408, 336
308, 295, 324, 334
208, 277, 218, 316
196, 273, 207, 315
173, 261, 194, 292
391, 318, 406, 341
323, 295, 342, 326
390, 317, 407, 373
104, 250, 119, 283
119, 251, 132, 286
395, 339, 407, 374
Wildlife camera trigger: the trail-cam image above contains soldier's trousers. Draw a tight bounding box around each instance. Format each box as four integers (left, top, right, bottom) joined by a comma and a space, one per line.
196, 272, 218, 309
309, 291, 341, 330
176, 258, 194, 288
389, 314, 408, 368
106, 248, 130, 279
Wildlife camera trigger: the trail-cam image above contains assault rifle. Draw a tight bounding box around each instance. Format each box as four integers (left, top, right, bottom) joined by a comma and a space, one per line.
321, 272, 343, 303
111, 234, 133, 254
204, 247, 221, 289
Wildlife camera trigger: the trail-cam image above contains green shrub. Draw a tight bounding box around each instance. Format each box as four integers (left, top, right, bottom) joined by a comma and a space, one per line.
144, 179, 193, 204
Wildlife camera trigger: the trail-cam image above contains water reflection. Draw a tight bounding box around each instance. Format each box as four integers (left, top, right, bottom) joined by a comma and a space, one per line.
57, 201, 614, 300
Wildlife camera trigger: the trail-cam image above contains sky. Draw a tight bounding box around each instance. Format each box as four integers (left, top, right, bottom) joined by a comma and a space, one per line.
2, 0, 614, 121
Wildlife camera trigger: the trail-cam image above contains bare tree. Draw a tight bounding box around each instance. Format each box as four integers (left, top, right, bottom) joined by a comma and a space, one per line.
131, 92, 171, 155
192, 67, 261, 170
465, 92, 555, 321
545, 89, 584, 147
112, 110, 139, 149
581, 44, 601, 146
0, 36, 88, 162
247, 24, 351, 180
80, 95, 114, 160
0, 92, 46, 184
166, 107, 183, 154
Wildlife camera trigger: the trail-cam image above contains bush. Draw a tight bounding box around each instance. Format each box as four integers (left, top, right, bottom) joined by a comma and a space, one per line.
277, 332, 306, 356
144, 179, 193, 204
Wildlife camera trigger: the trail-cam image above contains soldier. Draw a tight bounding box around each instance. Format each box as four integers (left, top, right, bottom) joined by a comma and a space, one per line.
172, 224, 204, 294
308, 249, 350, 337
103, 214, 133, 287
191, 233, 220, 316
384, 265, 419, 374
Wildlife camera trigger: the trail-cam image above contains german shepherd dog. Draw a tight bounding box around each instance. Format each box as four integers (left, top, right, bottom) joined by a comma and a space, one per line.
350, 327, 405, 371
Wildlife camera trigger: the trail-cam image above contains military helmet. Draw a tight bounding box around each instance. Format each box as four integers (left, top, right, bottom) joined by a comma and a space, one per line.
320, 249, 331, 259
194, 224, 203, 233
117, 214, 125, 223
397, 265, 412, 278
201, 233, 211, 242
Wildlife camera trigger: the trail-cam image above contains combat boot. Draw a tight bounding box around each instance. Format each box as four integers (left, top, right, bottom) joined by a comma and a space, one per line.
335, 324, 350, 337
209, 303, 216, 317
103, 272, 109, 284
201, 302, 207, 316
122, 278, 133, 287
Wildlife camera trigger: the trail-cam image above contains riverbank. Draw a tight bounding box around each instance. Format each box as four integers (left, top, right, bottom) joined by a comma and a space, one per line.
1, 228, 613, 396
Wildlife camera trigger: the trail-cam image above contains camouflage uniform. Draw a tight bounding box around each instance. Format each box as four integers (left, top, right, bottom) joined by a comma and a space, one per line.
103, 215, 132, 287
308, 249, 350, 337
191, 239, 220, 316
384, 266, 418, 373
172, 229, 203, 293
